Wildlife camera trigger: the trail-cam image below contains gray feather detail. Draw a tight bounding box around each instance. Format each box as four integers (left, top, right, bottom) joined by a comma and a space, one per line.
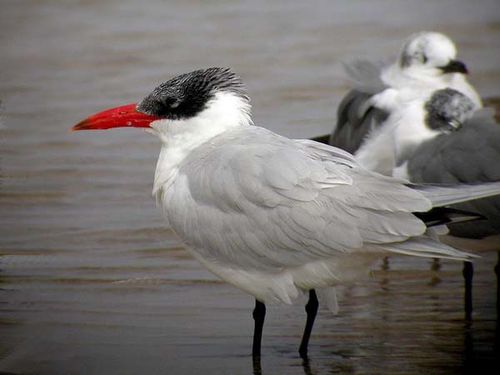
330, 60, 389, 154
330, 90, 389, 154
316, 287, 339, 314
295, 139, 357, 166
411, 182, 500, 207
342, 59, 386, 93
379, 236, 476, 261
165, 127, 437, 271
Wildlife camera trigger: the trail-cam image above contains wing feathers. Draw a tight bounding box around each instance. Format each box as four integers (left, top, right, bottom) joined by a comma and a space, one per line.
168, 127, 441, 270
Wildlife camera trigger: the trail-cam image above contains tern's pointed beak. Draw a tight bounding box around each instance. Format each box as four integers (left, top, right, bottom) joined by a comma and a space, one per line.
439, 59, 469, 74
72, 103, 160, 131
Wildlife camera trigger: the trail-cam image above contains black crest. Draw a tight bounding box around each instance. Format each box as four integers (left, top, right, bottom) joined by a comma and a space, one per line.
425, 88, 474, 132
137, 67, 248, 120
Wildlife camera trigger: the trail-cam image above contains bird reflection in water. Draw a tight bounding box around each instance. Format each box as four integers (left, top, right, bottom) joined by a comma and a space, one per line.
252, 356, 316, 375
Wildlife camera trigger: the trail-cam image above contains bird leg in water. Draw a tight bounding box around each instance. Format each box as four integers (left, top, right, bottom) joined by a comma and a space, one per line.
252, 299, 266, 358
463, 261, 473, 321
299, 289, 319, 358
495, 252, 500, 319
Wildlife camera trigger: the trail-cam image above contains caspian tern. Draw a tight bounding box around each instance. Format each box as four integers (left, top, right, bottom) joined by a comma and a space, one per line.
330, 31, 482, 155
73, 67, 500, 358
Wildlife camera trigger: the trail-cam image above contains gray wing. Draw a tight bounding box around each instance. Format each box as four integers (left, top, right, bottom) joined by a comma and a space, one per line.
168, 126, 434, 271
330, 60, 389, 154
407, 113, 500, 238
343, 59, 386, 92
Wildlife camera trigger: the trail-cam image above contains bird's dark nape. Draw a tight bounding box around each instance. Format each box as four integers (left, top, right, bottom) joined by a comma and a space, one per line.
137, 67, 248, 121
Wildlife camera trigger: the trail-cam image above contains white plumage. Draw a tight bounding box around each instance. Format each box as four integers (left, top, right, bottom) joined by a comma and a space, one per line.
380, 31, 482, 108
331, 31, 482, 157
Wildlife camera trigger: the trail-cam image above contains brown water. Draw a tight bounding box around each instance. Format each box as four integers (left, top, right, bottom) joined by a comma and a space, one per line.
1, 1, 500, 374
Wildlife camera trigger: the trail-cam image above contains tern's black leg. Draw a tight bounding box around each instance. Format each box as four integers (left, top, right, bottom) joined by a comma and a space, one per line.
252, 356, 262, 375
463, 261, 473, 321
252, 299, 266, 358
299, 289, 319, 358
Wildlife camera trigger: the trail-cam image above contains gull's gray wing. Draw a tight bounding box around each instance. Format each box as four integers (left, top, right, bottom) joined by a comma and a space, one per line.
164, 126, 459, 273
407, 112, 500, 238
330, 60, 389, 154
343, 59, 387, 92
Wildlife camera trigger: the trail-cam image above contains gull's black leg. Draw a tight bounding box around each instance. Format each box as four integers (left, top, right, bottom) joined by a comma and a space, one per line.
495, 252, 500, 319
299, 289, 319, 359
463, 261, 473, 321
252, 299, 266, 358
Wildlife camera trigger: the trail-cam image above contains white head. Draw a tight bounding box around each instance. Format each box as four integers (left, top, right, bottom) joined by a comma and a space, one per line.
398, 32, 468, 78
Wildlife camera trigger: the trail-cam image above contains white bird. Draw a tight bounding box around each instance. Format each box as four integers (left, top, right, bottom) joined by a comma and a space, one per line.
390, 89, 500, 238
349, 87, 500, 237
351, 87, 500, 318
326, 33, 486, 319
352, 86, 469, 175
73, 67, 500, 358
382, 32, 481, 106
330, 31, 482, 154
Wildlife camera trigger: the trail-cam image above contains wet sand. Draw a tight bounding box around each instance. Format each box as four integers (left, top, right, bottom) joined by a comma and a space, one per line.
1, 0, 500, 374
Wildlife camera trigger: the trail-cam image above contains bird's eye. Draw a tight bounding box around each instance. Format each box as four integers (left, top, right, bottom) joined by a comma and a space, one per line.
162, 97, 180, 109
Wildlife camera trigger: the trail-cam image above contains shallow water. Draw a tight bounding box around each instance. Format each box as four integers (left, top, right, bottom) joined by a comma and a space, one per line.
1, 0, 500, 374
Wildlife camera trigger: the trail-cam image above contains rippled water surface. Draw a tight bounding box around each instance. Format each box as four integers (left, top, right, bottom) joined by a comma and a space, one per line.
1, 1, 500, 374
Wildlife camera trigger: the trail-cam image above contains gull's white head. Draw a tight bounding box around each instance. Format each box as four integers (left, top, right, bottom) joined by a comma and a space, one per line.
398, 32, 468, 78
73, 67, 253, 143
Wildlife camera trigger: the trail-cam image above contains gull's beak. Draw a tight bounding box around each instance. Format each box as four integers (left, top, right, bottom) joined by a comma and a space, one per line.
439, 59, 469, 74
72, 103, 160, 131
447, 119, 463, 132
